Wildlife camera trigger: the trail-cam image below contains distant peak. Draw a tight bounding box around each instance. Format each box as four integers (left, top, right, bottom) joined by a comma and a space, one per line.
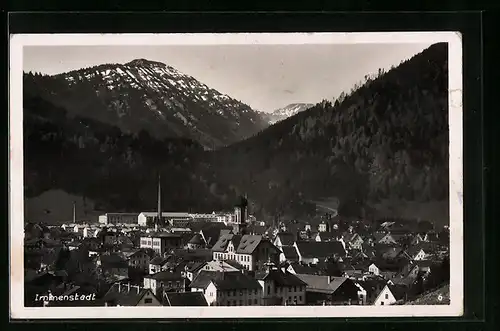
126, 58, 166, 67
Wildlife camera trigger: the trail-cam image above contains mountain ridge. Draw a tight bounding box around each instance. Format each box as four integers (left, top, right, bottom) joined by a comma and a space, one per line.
24, 58, 269, 149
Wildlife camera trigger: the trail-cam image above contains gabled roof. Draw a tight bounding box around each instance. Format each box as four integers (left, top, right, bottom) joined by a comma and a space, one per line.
387, 284, 409, 301
100, 254, 128, 268
295, 274, 350, 294
288, 262, 324, 275
212, 234, 270, 255
165, 292, 208, 306
200, 225, 233, 247
190, 270, 261, 291
188, 233, 204, 245
276, 232, 296, 246
144, 270, 183, 281
103, 283, 158, 306
295, 241, 346, 259
281, 246, 300, 261
357, 278, 388, 297
255, 269, 307, 286
150, 256, 169, 266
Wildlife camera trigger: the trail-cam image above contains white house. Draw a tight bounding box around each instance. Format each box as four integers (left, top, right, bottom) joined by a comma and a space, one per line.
256, 267, 307, 305
190, 270, 262, 306
368, 263, 380, 276
373, 284, 407, 306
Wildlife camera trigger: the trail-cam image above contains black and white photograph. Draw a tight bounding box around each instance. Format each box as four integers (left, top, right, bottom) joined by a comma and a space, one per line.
9, 32, 463, 318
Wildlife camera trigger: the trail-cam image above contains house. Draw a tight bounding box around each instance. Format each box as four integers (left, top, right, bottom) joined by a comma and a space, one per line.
190, 270, 263, 306
402, 246, 428, 261
378, 233, 398, 245
279, 246, 300, 263
212, 234, 280, 271
143, 270, 186, 298
346, 233, 364, 250
411, 233, 426, 245
273, 232, 296, 250
81, 237, 101, 251
137, 212, 192, 227
295, 274, 361, 305
149, 256, 170, 275
123, 249, 154, 272
184, 261, 206, 281
140, 233, 183, 255
103, 282, 162, 306
255, 266, 307, 306
98, 254, 129, 280
164, 292, 208, 306
198, 224, 233, 248
294, 241, 346, 265
198, 260, 242, 274
187, 233, 205, 250
314, 231, 341, 242
98, 213, 139, 225
373, 284, 409, 305
357, 278, 388, 304
367, 262, 400, 278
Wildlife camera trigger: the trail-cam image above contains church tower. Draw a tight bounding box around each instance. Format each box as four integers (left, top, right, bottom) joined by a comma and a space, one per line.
233, 194, 249, 234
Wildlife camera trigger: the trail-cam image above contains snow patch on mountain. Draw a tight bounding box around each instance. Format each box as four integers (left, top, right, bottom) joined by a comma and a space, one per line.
267, 103, 315, 124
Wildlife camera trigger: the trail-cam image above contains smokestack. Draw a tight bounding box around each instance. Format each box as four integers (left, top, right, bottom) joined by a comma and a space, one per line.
73, 201, 76, 223
127, 282, 130, 292
156, 173, 161, 232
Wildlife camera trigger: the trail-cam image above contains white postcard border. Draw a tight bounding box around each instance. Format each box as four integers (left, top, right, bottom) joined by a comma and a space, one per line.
9, 32, 463, 319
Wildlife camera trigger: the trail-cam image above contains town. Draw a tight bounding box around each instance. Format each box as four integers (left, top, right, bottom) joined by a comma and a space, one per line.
24, 180, 450, 307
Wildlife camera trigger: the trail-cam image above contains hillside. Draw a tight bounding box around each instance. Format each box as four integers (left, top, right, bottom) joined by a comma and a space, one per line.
23, 59, 268, 149
204, 43, 449, 222
405, 283, 450, 305
23, 95, 237, 222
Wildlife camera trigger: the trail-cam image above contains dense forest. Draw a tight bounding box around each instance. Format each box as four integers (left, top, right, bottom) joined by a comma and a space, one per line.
23, 43, 449, 223
205, 43, 449, 220
23, 95, 238, 214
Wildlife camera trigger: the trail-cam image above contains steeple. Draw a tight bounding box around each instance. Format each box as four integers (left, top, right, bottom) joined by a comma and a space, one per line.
156, 173, 161, 232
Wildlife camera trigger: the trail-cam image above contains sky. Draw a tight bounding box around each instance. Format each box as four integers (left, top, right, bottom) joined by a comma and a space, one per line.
23, 43, 432, 112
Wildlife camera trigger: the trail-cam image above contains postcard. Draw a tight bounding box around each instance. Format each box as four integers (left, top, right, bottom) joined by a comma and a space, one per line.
9, 32, 463, 319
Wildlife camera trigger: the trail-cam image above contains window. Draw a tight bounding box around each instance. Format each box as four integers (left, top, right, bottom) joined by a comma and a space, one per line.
381, 302, 385, 305
248, 299, 252, 305
267, 286, 271, 293
385, 294, 389, 299
239, 291, 243, 296
293, 286, 296, 292
299, 296, 302, 301
254, 299, 258, 304
240, 300, 243, 305
144, 298, 153, 304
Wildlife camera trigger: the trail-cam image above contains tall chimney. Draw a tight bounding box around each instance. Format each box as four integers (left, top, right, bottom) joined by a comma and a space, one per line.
118, 282, 121, 292
156, 173, 161, 232
73, 201, 76, 223
127, 282, 131, 292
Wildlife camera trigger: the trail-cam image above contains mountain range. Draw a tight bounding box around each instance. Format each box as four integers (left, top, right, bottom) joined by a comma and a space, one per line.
260, 103, 315, 125
23, 43, 450, 225
24, 59, 268, 149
